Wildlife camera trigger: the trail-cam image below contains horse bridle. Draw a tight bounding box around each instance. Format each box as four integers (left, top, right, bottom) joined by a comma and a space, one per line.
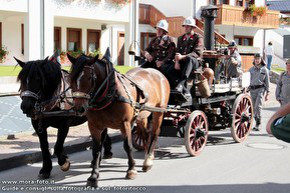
71, 65, 97, 100
20, 90, 41, 101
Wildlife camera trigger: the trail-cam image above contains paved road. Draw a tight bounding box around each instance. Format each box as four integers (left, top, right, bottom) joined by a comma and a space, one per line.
1, 83, 289, 193
0, 96, 33, 136
1, 113, 290, 193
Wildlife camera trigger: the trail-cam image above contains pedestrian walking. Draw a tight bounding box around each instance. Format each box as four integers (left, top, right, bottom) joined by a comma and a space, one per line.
248, 53, 270, 131
275, 58, 290, 106
264, 41, 274, 70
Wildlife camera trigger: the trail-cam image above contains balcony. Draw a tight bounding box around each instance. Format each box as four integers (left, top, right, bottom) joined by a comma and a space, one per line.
139, 4, 165, 27
215, 4, 280, 29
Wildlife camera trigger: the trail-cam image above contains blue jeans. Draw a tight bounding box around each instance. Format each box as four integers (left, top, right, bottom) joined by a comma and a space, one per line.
266, 55, 272, 70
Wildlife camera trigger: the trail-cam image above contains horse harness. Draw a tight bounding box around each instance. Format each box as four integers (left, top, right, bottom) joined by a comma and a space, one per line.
20, 70, 74, 118
71, 61, 149, 117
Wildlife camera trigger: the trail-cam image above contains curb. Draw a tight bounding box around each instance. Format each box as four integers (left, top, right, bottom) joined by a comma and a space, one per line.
0, 134, 122, 172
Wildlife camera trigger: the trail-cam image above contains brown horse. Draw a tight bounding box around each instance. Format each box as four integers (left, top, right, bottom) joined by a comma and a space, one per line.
68, 50, 170, 187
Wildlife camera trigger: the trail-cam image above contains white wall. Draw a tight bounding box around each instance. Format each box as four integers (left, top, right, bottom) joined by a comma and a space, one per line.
110, 25, 125, 65
0, 15, 25, 65
55, 18, 128, 65
266, 29, 284, 59
139, 0, 193, 17
255, 0, 266, 7
55, 18, 102, 53
195, 0, 208, 19
215, 25, 259, 42
52, 0, 130, 23
139, 24, 156, 33
253, 29, 264, 52
0, 0, 27, 12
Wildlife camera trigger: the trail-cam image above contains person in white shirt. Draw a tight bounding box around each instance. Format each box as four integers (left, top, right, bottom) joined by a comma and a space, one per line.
264, 41, 274, 70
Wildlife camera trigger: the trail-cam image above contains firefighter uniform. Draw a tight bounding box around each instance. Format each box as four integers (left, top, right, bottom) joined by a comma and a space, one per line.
141, 35, 176, 70
248, 54, 270, 131
275, 71, 290, 106
176, 33, 203, 76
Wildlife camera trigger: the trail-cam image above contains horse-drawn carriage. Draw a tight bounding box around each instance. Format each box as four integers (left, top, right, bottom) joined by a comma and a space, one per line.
14, 5, 253, 186
132, 49, 253, 156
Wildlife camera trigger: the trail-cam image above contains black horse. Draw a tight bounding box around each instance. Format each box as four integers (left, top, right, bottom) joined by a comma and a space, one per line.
15, 57, 112, 179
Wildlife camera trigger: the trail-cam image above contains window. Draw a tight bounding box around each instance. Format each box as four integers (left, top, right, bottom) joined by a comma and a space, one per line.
67, 28, 82, 52
54, 27, 61, 51
21, 24, 24, 54
245, 0, 255, 8
220, 0, 229, 4
140, 32, 156, 51
87, 29, 100, 54
234, 36, 253, 46
236, 0, 244, 6
208, 0, 218, 5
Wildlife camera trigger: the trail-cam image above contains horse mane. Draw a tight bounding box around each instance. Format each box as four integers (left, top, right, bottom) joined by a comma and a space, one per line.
70, 55, 106, 84
17, 59, 62, 99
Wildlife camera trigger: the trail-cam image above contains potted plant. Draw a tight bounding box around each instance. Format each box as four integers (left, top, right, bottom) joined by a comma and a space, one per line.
109, 0, 131, 7
67, 49, 84, 58
0, 46, 9, 63
244, 5, 267, 17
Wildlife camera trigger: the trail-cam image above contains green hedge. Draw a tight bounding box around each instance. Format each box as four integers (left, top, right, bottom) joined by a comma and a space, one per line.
0, 65, 134, 76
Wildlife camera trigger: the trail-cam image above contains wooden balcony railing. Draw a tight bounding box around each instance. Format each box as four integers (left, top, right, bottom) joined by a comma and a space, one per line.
215, 4, 280, 29
167, 17, 184, 37
139, 4, 165, 27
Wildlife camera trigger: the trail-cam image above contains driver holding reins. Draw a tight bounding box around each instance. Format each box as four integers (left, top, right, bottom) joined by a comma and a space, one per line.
141, 19, 176, 73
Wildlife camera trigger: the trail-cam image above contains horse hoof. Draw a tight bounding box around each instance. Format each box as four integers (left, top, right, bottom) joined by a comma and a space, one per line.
60, 159, 70, 171
86, 178, 98, 188
38, 173, 50, 179
103, 152, 113, 159
125, 170, 137, 180
142, 165, 152, 172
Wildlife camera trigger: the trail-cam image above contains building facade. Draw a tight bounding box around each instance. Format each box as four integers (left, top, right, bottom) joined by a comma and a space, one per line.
139, 0, 280, 71
0, 0, 139, 66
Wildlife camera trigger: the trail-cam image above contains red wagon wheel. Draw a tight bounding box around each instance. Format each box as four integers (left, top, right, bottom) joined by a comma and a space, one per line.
132, 126, 145, 151
231, 94, 254, 143
184, 111, 209, 156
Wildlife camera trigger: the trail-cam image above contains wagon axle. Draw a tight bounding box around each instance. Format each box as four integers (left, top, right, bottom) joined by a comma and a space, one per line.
196, 128, 206, 138
241, 113, 250, 123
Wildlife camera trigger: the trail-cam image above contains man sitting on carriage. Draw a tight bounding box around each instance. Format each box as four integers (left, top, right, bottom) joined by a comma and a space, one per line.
141, 19, 176, 73
174, 17, 204, 95
224, 40, 242, 80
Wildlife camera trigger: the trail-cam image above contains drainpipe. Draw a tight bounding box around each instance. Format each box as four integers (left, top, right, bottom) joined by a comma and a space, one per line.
263, 29, 266, 60
133, 0, 139, 66
40, 0, 44, 59
193, 0, 196, 18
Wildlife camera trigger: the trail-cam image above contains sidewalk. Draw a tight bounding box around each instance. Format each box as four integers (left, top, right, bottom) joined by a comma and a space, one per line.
0, 124, 121, 172
0, 78, 122, 172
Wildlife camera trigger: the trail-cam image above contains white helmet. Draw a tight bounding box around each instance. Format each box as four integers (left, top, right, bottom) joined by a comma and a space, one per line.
155, 19, 169, 32
182, 17, 196, 27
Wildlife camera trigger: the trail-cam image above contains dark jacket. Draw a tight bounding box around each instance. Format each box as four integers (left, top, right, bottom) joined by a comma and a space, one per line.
176, 33, 203, 59
145, 35, 176, 64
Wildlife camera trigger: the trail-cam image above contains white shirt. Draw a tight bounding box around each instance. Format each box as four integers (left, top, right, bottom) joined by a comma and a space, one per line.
264, 45, 274, 56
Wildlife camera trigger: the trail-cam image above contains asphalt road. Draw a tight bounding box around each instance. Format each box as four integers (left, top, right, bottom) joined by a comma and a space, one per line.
1, 120, 290, 193
1, 101, 290, 193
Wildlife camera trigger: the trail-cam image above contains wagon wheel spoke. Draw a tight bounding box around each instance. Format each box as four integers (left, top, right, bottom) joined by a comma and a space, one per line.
231, 94, 253, 143
185, 111, 208, 156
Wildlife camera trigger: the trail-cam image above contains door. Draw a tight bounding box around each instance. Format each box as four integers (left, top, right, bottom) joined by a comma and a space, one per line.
67, 28, 82, 51
284, 35, 290, 58
54, 27, 61, 51
87, 29, 101, 54
118, 32, 125, 66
